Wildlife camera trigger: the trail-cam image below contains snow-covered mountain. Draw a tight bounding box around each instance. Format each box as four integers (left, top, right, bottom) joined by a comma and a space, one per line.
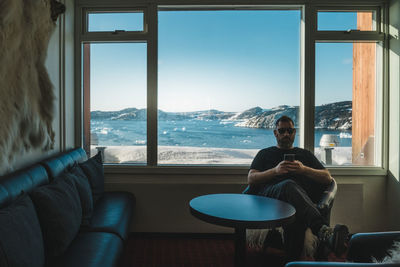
91, 101, 352, 130
91, 108, 234, 121
233, 101, 352, 130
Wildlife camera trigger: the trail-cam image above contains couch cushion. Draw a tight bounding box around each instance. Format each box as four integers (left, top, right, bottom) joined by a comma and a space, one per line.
0, 184, 9, 208
79, 151, 104, 203
41, 148, 87, 180
0, 165, 49, 207
67, 164, 93, 226
67, 147, 88, 163
52, 231, 123, 267
41, 153, 75, 180
29, 173, 82, 258
82, 191, 135, 240
0, 194, 45, 267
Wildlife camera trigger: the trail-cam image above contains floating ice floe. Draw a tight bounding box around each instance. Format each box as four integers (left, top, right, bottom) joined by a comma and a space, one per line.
100, 128, 110, 134
339, 132, 352, 139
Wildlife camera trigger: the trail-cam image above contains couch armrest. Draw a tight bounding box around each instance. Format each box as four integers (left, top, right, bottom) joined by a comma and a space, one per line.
317, 178, 337, 211
242, 184, 261, 195
347, 231, 400, 263
286, 262, 400, 267
82, 191, 135, 241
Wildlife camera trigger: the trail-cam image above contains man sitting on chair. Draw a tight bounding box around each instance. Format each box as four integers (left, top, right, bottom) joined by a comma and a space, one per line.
247, 115, 348, 259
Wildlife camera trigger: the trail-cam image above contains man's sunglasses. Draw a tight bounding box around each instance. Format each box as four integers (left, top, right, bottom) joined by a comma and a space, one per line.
276, 128, 296, 134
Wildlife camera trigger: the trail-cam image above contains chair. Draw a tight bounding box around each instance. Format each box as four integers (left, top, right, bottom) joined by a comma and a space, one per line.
243, 178, 338, 258
286, 231, 400, 266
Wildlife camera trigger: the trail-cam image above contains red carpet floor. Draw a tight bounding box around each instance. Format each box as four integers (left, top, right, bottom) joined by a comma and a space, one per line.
119, 234, 288, 267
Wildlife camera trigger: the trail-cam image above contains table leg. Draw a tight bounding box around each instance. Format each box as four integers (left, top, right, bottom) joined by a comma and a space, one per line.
234, 227, 246, 267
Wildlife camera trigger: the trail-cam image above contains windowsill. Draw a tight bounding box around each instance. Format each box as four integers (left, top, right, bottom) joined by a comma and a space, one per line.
104, 164, 387, 176
104, 164, 249, 175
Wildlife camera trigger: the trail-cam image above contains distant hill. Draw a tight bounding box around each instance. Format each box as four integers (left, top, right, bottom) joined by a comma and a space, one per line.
233, 101, 352, 130
233, 105, 298, 129
315, 101, 352, 130
91, 101, 352, 130
91, 109, 235, 121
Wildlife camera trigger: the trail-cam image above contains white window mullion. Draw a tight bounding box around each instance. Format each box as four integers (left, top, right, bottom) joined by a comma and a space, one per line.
147, 4, 158, 166
381, 3, 390, 171
81, 33, 149, 42
303, 4, 316, 152
315, 32, 384, 41
299, 5, 305, 149
75, 6, 84, 149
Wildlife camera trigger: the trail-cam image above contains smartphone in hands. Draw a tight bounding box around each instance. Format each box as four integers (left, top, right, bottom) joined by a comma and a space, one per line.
284, 154, 295, 162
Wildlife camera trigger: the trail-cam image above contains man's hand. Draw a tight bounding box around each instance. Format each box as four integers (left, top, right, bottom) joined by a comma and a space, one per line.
276, 160, 332, 184
249, 160, 332, 186
275, 160, 305, 175
274, 161, 290, 175
286, 160, 306, 174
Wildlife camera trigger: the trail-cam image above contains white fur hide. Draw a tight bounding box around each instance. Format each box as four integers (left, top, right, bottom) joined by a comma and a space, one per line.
301, 227, 319, 259
0, 0, 56, 175
247, 228, 277, 250
246, 227, 318, 258
373, 241, 400, 263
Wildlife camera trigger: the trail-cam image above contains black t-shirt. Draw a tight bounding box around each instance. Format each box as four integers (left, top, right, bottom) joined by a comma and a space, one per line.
250, 146, 326, 202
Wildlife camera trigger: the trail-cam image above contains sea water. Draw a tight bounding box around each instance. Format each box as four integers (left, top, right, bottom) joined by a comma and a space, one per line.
91, 119, 352, 149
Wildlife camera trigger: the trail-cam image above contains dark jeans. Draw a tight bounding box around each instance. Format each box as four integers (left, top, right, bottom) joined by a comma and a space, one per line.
258, 179, 326, 259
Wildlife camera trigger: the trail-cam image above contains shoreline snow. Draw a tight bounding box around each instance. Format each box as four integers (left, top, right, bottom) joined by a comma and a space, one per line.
91, 145, 353, 166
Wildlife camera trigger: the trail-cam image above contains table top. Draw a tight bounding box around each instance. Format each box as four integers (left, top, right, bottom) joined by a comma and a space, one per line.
189, 193, 296, 229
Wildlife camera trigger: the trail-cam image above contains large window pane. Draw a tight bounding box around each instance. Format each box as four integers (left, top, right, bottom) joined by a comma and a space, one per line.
83, 43, 147, 164
315, 42, 380, 166
158, 10, 301, 165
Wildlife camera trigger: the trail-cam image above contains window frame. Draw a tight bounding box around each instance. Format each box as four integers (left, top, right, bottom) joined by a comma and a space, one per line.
76, 5, 158, 165
75, 2, 389, 175
315, 6, 381, 35
305, 4, 387, 171
81, 7, 149, 41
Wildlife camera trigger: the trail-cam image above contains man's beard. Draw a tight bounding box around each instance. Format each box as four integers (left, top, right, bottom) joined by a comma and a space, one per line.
278, 137, 294, 149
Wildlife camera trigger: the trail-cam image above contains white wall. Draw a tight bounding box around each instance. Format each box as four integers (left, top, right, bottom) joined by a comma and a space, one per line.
387, 0, 400, 230
104, 171, 388, 234
389, 0, 400, 180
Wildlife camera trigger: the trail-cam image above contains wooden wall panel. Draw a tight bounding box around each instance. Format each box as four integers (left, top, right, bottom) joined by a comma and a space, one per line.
352, 12, 376, 165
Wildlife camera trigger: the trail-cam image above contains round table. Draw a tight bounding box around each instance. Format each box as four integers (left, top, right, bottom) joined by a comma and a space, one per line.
189, 193, 296, 267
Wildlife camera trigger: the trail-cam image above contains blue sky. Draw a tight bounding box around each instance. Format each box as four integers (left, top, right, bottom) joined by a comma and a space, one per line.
89, 10, 357, 112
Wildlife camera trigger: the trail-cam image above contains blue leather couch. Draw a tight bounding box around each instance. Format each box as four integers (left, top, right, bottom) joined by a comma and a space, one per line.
286, 231, 400, 266
0, 148, 135, 267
